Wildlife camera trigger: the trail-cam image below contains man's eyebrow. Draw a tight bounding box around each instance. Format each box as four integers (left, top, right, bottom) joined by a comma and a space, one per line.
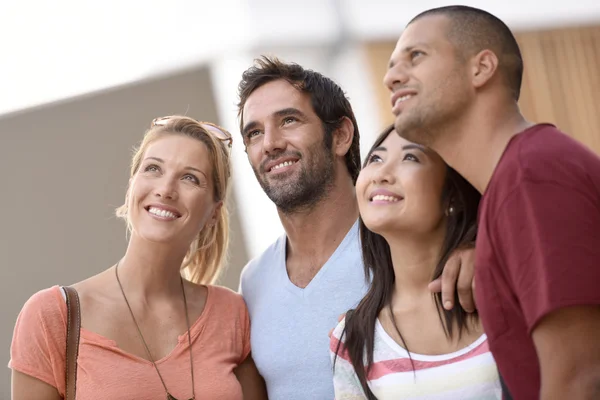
242, 108, 307, 136
272, 107, 307, 120
402, 43, 431, 54
241, 120, 259, 137
388, 43, 431, 68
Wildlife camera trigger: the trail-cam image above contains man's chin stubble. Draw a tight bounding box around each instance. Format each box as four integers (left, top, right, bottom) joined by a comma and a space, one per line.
395, 116, 436, 147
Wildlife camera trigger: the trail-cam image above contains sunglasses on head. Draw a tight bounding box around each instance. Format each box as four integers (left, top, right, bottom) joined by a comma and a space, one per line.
151, 116, 233, 150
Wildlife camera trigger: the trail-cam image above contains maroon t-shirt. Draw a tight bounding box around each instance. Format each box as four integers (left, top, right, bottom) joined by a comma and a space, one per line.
475, 124, 600, 399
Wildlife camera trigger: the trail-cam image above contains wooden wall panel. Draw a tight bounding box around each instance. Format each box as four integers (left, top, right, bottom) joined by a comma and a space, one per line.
364, 25, 600, 154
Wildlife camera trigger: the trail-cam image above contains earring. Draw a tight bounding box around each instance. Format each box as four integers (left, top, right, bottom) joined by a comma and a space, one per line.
446, 206, 455, 216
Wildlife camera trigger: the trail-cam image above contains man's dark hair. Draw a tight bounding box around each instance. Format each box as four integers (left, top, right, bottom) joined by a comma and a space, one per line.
409, 5, 524, 101
237, 56, 361, 184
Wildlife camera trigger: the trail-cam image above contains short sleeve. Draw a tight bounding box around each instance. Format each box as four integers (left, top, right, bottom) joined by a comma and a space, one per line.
329, 318, 368, 399
238, 296, 251, 363
492, 180, 600, 332
9, 286, 67, 395
206, 285, 252, 367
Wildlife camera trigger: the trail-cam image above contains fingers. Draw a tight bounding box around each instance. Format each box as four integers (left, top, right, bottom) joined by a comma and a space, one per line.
432, 248, 478, 313
456, 248, 476, 313
428, 279, 442, 293
440, 253, 461, 310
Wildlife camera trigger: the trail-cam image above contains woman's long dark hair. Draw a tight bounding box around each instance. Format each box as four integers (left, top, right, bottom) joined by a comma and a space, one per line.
333, 125, 481, 399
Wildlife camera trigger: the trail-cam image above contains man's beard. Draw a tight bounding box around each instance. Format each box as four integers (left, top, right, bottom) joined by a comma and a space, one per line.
394, 108, 438, 147
254, 143, 336, 214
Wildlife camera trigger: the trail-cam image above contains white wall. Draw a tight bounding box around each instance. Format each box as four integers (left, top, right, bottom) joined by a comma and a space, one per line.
3, 0, 599, 117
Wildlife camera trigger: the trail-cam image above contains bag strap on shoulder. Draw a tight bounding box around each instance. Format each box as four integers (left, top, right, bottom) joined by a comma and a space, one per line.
63, 286, 81, 400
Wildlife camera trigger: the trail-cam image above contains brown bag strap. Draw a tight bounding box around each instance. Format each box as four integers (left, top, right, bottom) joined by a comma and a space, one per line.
63, 286, 81, 400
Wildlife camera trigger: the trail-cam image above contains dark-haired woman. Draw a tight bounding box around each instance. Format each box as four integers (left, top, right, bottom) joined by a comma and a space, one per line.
330, 125, 501, 399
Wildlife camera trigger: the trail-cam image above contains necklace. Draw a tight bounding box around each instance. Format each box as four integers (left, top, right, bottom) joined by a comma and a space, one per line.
115, 262, 195, 400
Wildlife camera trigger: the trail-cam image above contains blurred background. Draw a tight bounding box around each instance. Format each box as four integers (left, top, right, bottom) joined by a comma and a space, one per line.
1, 0, 599, 396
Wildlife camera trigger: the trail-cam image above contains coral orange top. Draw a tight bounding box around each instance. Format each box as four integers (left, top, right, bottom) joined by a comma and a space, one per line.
9, 284, 250, 399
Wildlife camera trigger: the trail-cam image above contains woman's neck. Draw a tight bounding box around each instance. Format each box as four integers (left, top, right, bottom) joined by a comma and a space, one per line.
116, 234, 190, 302
384, 228, 446, 303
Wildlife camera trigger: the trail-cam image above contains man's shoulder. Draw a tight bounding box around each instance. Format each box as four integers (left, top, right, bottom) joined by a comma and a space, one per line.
505, 124, 563, 169
513, 124, 598, 174
240, 235, 285, 288
493, 124, 600, 193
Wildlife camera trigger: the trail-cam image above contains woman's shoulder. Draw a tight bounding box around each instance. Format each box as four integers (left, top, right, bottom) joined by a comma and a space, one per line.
207, 284, 245, 306
204, 285, 251, 358
332, 316, 347, 340
19, 285, 67, 322
10, 286, 70, 394
205, 284, 248, 319
330, 316, 350, 358
11, 286, 68, 361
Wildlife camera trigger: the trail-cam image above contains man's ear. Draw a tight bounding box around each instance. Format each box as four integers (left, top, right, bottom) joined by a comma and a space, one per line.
333, 116, 355, 157
471, 49, 499, 90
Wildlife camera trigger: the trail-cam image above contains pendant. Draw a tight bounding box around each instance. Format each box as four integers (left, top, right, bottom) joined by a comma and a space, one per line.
166, 394, 194, 400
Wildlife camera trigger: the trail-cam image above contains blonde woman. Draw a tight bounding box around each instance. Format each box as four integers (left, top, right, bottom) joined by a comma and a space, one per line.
10, 116, 268, 400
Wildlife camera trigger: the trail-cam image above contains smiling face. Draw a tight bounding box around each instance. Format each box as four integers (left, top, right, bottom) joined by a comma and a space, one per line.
356, 129, 448, 238
127, 134, 220, 247
242, 79, 336, 213
383, 15, 472, 148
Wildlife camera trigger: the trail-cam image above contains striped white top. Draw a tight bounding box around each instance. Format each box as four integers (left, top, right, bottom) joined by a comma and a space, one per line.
330, 318, 502, 399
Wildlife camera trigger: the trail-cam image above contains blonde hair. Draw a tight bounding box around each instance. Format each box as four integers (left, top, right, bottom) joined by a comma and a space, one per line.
116, 116, 232, 284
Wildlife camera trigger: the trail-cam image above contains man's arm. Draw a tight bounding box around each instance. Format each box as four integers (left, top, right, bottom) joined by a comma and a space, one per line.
234, 354, 268, 400
532, 305, 600, 400
429, 246, 477, 312
494, 178, 600, 398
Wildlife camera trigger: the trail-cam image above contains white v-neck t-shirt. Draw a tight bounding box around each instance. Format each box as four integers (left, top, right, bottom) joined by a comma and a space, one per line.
239, 220, 369, 400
